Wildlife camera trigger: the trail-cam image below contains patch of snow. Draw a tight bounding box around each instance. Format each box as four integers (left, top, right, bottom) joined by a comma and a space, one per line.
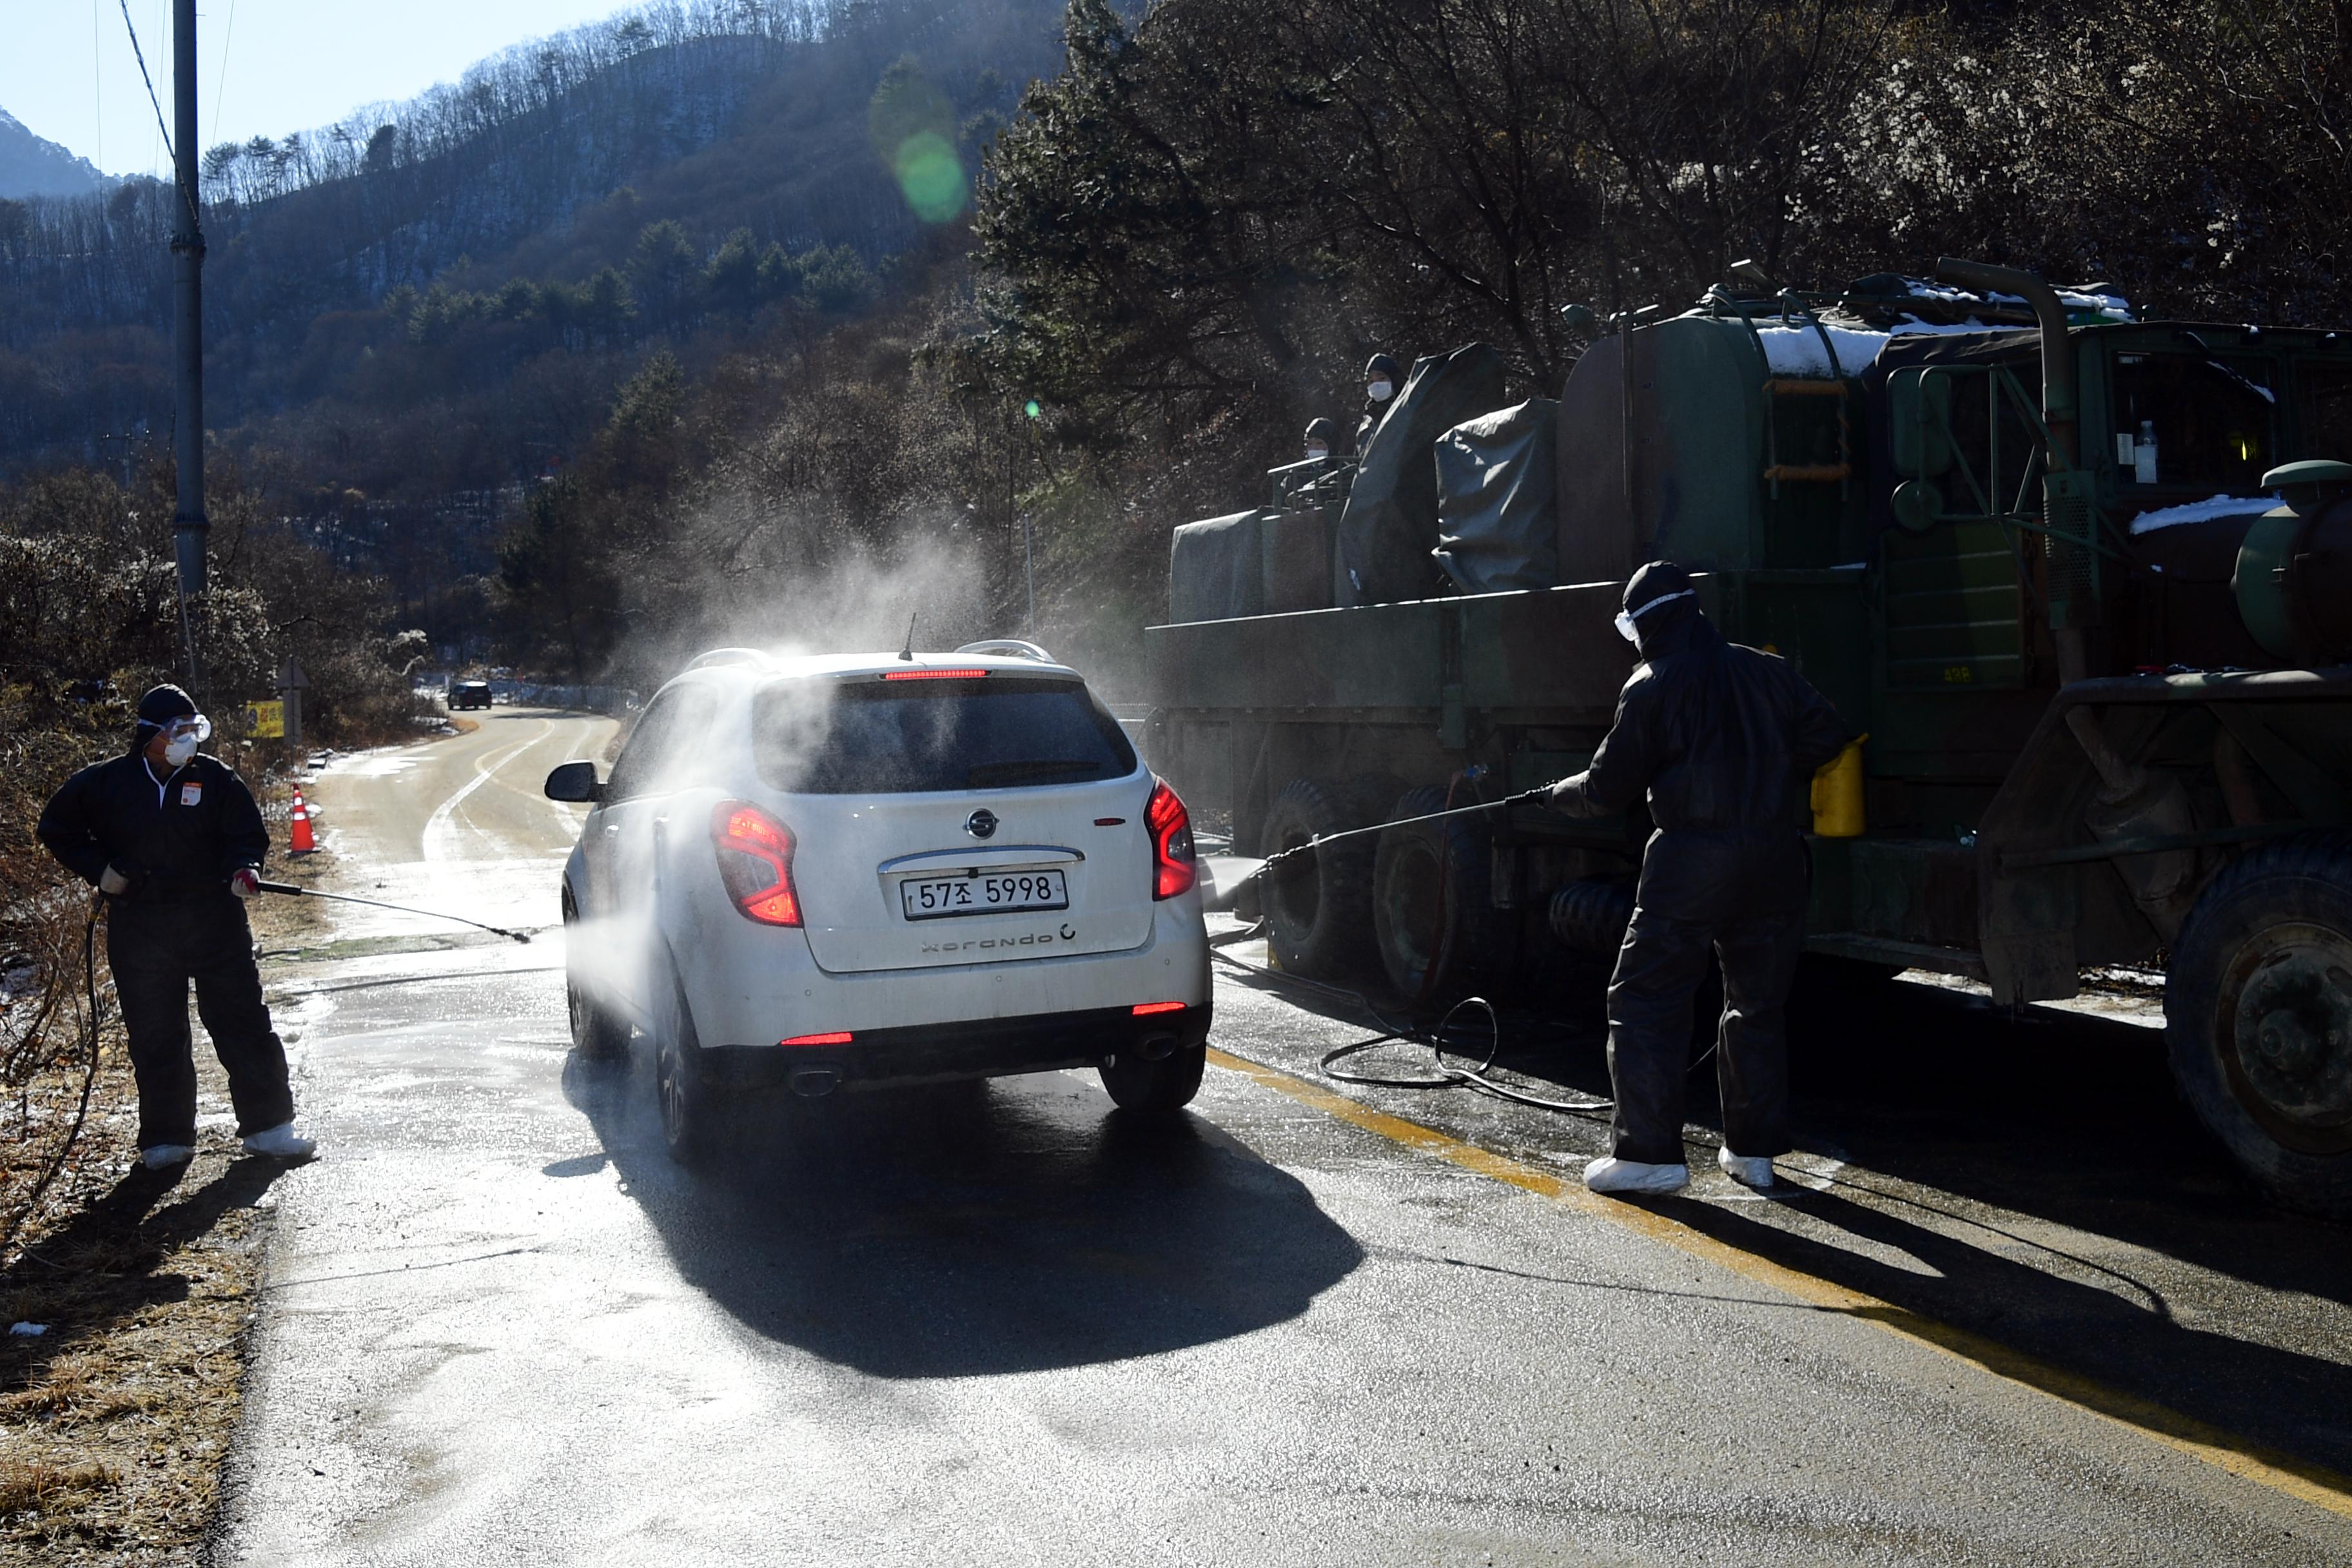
1748, 316, 2006, 378
1896, 277, 2132, 321
2127, 493, 2279, 535
8, 1322, 47, 1337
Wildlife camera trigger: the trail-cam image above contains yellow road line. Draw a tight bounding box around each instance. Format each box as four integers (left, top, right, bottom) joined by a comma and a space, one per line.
1205, 1044, 2352, 1521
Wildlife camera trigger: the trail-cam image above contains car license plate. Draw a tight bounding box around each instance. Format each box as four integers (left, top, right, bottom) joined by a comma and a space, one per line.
899, 868, 1069, 921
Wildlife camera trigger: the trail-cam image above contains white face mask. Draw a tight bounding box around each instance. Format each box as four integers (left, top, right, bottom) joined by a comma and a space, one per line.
159, 714, 210, 767
1614, 589, 1697, 646
1367, 380, 1394, 402
1305, 445, 1328, 462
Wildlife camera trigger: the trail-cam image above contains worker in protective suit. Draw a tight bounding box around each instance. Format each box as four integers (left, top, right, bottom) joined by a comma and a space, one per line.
1547, 563, 1849, 1195
1353, 353, 1402, 455
37, 684, 317, 1171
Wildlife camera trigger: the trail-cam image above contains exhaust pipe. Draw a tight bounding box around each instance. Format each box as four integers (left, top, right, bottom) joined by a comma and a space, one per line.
1934, 257, 2095, 683
789, 1068, 841, 1099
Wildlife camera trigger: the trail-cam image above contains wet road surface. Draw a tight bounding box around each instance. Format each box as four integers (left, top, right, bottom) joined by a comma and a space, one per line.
211, 710, 2352, 1563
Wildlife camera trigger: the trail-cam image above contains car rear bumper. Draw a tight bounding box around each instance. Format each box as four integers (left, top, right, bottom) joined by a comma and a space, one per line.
697, 1002, 1213, 1092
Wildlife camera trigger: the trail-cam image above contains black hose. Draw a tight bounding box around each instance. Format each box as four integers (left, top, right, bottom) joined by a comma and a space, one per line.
0, 898, 106, 1255
1209, 939, 1627, 1117
251, 881, 531, 943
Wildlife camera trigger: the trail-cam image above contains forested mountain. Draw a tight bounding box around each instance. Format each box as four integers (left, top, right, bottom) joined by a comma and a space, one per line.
0, 109, 108, 200
0, 0, 1066, 489
12, 0, 2352, 702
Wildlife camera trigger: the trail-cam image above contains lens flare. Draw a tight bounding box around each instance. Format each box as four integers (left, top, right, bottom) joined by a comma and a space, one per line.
892, 132, 966, 222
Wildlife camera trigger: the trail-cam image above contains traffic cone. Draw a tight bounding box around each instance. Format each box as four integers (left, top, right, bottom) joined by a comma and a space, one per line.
289, 789, 317, 856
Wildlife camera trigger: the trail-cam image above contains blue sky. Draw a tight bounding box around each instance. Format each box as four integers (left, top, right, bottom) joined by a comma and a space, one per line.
2, 1, 635, 177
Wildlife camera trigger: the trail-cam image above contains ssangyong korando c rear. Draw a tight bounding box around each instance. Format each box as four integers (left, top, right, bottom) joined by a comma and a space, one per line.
544, 643, 1211, 1161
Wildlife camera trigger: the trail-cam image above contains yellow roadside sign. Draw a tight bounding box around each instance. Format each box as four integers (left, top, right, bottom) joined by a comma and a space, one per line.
244, 700, 286, 739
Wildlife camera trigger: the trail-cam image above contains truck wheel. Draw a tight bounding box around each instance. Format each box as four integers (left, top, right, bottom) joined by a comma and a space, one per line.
1099, 1043, 1207, 1114
562, 888, 628, 1061
1259, 776, 1387, 977
1373, 786, 1515, 1000
2166, 833, 2352, 1219
652, 973, 726, 1166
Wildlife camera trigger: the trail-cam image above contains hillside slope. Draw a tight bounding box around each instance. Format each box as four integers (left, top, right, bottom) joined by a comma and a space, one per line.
0, 108, 108, 199
0, 0, 1065, 481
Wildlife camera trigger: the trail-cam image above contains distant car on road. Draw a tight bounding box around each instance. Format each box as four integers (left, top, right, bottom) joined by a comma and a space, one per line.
543, 642, 1212, 1161
449, 680, 493, 710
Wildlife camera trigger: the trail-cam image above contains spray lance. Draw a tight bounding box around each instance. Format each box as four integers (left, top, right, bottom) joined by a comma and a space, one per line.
1204, 783, 1558, 909
250, 881, 533, 944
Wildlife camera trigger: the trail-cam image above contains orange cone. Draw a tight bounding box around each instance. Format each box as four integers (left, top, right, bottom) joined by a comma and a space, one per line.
289, 789, 317, 855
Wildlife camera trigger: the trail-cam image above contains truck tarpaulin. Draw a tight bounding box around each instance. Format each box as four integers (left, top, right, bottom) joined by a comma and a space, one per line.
1433, 398, 1561, 594
1167, 508, 1267, 623
1335, 343, 1507, 605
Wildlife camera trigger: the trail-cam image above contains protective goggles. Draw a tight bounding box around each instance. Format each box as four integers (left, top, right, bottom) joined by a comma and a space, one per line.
159, 714, 212, 743
1613, 589, 1696, 644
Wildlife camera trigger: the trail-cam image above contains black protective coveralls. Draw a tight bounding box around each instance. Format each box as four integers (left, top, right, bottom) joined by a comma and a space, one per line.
1551, 608, 1850, 1164
36, 751, 293, 1151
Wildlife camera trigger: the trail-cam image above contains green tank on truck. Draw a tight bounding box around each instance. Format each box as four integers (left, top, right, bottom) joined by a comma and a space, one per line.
1141, 257, 2352, 1218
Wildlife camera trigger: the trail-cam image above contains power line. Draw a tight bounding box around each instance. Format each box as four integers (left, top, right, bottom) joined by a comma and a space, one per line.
210, 0, 236, 143
91, 0, 103, 173
112, 0, 197, 222
117, 0, 172, 164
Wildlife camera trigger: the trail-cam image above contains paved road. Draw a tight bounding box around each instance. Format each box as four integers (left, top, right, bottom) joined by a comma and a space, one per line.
213, 710, 2352, 1563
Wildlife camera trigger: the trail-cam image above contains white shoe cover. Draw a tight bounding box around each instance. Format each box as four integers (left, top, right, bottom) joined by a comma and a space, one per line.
1717, 1145, 1775, 1189
242, 1122, 317, 1160
140, 1144, 194, 1170
1583, 1156, 1690, 1195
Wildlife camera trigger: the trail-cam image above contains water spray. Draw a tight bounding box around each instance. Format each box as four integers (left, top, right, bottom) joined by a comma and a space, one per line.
1207, 785, 1556, 905
252, 881, 533, 944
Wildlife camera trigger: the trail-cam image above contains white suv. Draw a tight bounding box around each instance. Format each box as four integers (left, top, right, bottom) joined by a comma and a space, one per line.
544, 642, 1211, 1161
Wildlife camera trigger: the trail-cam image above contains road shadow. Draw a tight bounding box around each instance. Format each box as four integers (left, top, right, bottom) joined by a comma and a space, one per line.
1215, 948, 2352, 1475
561, 1052, 1364, 1378
1269, 952, 2351, 1318
1654, 1181, 2352, 1478
0, 1157, 286, 1381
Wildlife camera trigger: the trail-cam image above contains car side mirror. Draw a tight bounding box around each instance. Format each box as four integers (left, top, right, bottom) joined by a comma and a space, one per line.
544, 760, 603, 803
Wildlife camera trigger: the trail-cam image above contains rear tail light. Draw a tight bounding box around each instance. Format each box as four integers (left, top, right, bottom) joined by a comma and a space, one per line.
779, 1030, 852, 1046
1146, 778, 1196, 899
712, 801, 801, 926
882, 668, 989, 681
1132, 1001, 1186, 1015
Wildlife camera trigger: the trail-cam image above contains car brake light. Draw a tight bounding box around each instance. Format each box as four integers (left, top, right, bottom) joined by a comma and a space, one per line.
1146, 778, 1196, 899
712, 801, 801, 926
1132, 1001, 1186, 1015
882, 668, 989, 680
779, 1030, 852, 1046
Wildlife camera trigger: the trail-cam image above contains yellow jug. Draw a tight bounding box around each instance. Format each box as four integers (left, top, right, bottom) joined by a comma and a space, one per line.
1810, 733, 1868, 838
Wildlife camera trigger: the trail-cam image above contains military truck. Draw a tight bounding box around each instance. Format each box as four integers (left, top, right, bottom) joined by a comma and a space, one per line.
1141, 257, 2352, 1217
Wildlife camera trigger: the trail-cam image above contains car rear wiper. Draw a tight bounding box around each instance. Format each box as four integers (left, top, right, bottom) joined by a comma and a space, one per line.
966, 759, 1106, 787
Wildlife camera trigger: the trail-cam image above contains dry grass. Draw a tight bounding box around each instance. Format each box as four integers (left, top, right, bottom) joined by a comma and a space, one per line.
0, 1098, 277, 1563
0, 765, 317, 1563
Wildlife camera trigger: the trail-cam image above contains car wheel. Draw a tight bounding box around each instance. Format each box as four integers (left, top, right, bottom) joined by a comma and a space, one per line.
652, 972, 725, 1165
2166, 832, 2352, 1219
1099, 1042, 1206, 1114
562, 890, 629, 1061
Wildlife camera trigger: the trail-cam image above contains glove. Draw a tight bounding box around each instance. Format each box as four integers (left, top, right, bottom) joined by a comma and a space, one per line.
230, 868, 260, 899
1546, 774, 1586, 808
98, 863, 131, 896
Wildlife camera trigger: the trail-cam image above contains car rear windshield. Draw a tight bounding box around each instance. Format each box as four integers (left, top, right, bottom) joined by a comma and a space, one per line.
752, 675, 1138, 794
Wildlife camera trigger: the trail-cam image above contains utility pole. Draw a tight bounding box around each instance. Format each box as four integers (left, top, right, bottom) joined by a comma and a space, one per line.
1021, 513, 1035, 636
170, 0, 206, 688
